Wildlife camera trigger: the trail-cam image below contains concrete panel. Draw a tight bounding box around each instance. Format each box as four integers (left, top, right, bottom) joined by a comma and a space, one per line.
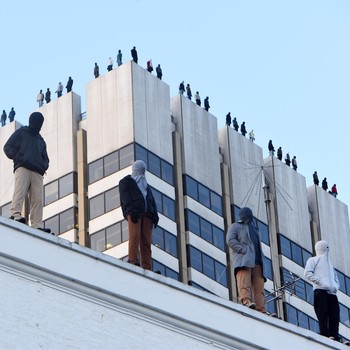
40, 92, 81, 183
264, 157, 312, 251
218, 126, 267, 223
308, 185, 350, 274
171, 95, 222, 195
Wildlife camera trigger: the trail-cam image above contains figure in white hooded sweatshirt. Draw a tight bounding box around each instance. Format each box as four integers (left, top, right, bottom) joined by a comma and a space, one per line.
304, 240, 340, 341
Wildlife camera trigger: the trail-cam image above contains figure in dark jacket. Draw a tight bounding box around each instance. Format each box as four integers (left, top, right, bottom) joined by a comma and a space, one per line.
240, 121, 247, 136
268, 140, 274, 155
322, 177, 328, 191
285, 152, 291, 166
232, 117, 239, 131
313, 171, 319, 186
131, 46, 138, 63
45, 88, 51, 104
156, 64, 162, 80
179, 81, 185, 95
94, 62, 100, 78
119, 160, 159, 270
226, 112, 231, 127
277, 147, 282, 161
1, 110, 7, 126
66, 76, 73, 93
3, 112, 51, 233
8, 108, 15, 122
204, 96, 210, 111
186, 84, 192, 100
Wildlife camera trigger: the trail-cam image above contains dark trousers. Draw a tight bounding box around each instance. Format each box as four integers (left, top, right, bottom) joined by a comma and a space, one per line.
314, 289, 340, 340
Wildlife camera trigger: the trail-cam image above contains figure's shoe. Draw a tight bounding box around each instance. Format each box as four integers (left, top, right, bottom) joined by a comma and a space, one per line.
343, 340, 350, 346
127, 259, 140, 267
37, 227, 55, 235
10, 215, 26, 224
242, 300, 256, 309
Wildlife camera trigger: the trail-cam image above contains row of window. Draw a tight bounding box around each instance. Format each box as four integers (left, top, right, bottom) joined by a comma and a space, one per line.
90, 220, 129, 252
135, 144, 174, 185
153, 226, 177, 258
185, 209, 225, 251
90, 186, 120, 220
44, 207, 76, 235
232, 205, 270, 246
152, 259, 179, 281
279, 234, 312, 268
188, 245, 227, 287
44, 172, 77, 206
184, 175, 222, 215
89, 144, 134, 184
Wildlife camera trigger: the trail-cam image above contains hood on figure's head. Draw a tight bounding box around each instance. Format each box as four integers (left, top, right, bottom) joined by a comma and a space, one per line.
29, 112, 44, 135
315, 240, 329, 256
239, 207, 253, 224
132, 160, 146, 177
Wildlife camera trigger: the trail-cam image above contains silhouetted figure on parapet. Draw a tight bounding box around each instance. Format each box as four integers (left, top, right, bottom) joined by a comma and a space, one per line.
268, 140, 274, 155
195, 91, 201, 106
55, 82, 63, 98
8, 107, 15, 122
331, 184, 338, 198
37, 90, 44, 107
285, 152, 291, 166
179, 81, 185, 95
117, 50, 122, 66
156, 64, 162, 80
249, 130, 255, 142
45, 88, 51, 104
322, 177, 328, 191
277, 147, 282, 161
186, 84, 192, 100
226, 112, 231, 126
204, 96, 210, 111
1, 110, 7, 126
94, 62, 100, 78
292, 156, 298, 171
131, 46, 138, 63
66, 76, 73, 93
240, 121, 247, 136
313, 171, 319, 185
232, 117, 239, 131
107, 57, 113, 71
146, 59, 153, 73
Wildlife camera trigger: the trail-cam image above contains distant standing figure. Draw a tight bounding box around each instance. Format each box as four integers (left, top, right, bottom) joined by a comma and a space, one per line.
292, 156, 298, 171
179, 81, 185, 95
8, 107, 15, 122
146, 59, 153, 73
204, 96, 210, 111
285, 152, 291, 166
107, 57, 113, 71
195, 91, 201, 106
313, 171, 319, 186
186, 84, 192, 100
240, 121, 247, 136
331, 184, 338, 198
249, 130, 255, 142
37, 90, 44, 107
45, 88, 51, 104
131, 46, 138, 63
268, 140, 274, 155
66, 76, 73, 93
94, 62, 100, 78
304, 241, 340, 341
55, 82, 63, 98
226, 112, 231, 126
119, 160, 159, 270
156, 64, 162, 80
117, 50, 122, 66
277, 147, 282, 161
322, 178, 328, 191
1, 110, 7, 126
232, 117, 239, 131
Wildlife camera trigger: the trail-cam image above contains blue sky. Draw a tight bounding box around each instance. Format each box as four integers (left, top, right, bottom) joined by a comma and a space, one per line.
1, 0, 349, 210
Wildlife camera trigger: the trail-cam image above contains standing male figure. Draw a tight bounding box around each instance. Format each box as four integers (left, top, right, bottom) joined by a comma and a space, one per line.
131, 46, 138, 63
56, 82, 63, 98
313, 171, 319, 185
226, 207, 266, 312
66, 76, 73, 93
204, 96, 210, 111
37, 89, 44, 107
156, 64, 162, 80
94, 62, 100, 78
45, 88, 51, 104
119, 160, 159, 270
117, 50, 122, 66
1, 110, 7, 126
3, 112, 51, 233
195, 91, 201, 106
8, 107, 16, 122
304, 241, 340, 341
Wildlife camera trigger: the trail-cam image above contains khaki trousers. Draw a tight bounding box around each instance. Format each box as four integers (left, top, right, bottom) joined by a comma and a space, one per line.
11, 167, 43, 229
236, 265, 266, 312
127, 214, 153, 270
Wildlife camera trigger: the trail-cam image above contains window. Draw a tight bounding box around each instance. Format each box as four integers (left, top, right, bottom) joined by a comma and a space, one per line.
291, 242, 303, 266
148, 152, 161, 178
119, 144, 134, 169
90, 230, 106, 252
151, 187, 176, 221
210, 192, 222, 216
152, 260, 179, 281
135, 144, 148, 164
152, 226, 164, 250
187, 210, 200, 235
203, 254, 215, 279
198, 183, 210, 208
189, 246, 202, 271
279, 235, 292, 259
340, 303, 350, 327
161, 160, 174, 185
215, 261, 227, 286
200, 218, 212, 243
257, 220, 269, 246
184, 175, 198, 200
89, 158, 103, 184
286, 304, 298, 325
44, 207, 76, 235
44, 215, 59, 235
105, 187, 119, 212
89, 193, 104, 220
152, 227, 177, 258
45, 181, 58, 205
264, 257, 273, 281
59, 173, 75, 198
337, 270, 346, 294
212, 226, 225, 251
104, 151, 119, 176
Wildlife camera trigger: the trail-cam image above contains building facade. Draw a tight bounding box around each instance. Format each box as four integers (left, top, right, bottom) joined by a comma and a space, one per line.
0, 60, 349, 341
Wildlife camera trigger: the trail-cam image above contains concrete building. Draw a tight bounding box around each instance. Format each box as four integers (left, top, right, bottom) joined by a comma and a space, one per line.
0, 60, 349, 346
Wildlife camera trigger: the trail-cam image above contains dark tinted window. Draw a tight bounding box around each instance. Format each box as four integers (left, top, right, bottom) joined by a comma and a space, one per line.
210, 191, 222, 215
164, 232, 177, 257
105, 187, 119, 212
119, 144, 134, 169
200, 218, 212, 243
90, 230, 106, 252
59, 173, 75, 198
198, 183, 210, 207
279, 234, 291, 259
90, 193, 104, 219
89, 158, 103, 183
202, 254, 215, 279
185, 175, 198, 200
212, 226, 225, 251
187, 210, 200, 235
60, 208, 75, 233
45, 181, 58, 205
161, 160, 174, 185
189, 246, 202, 271
148, 152, 161, 177
104, 151, 119, 176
